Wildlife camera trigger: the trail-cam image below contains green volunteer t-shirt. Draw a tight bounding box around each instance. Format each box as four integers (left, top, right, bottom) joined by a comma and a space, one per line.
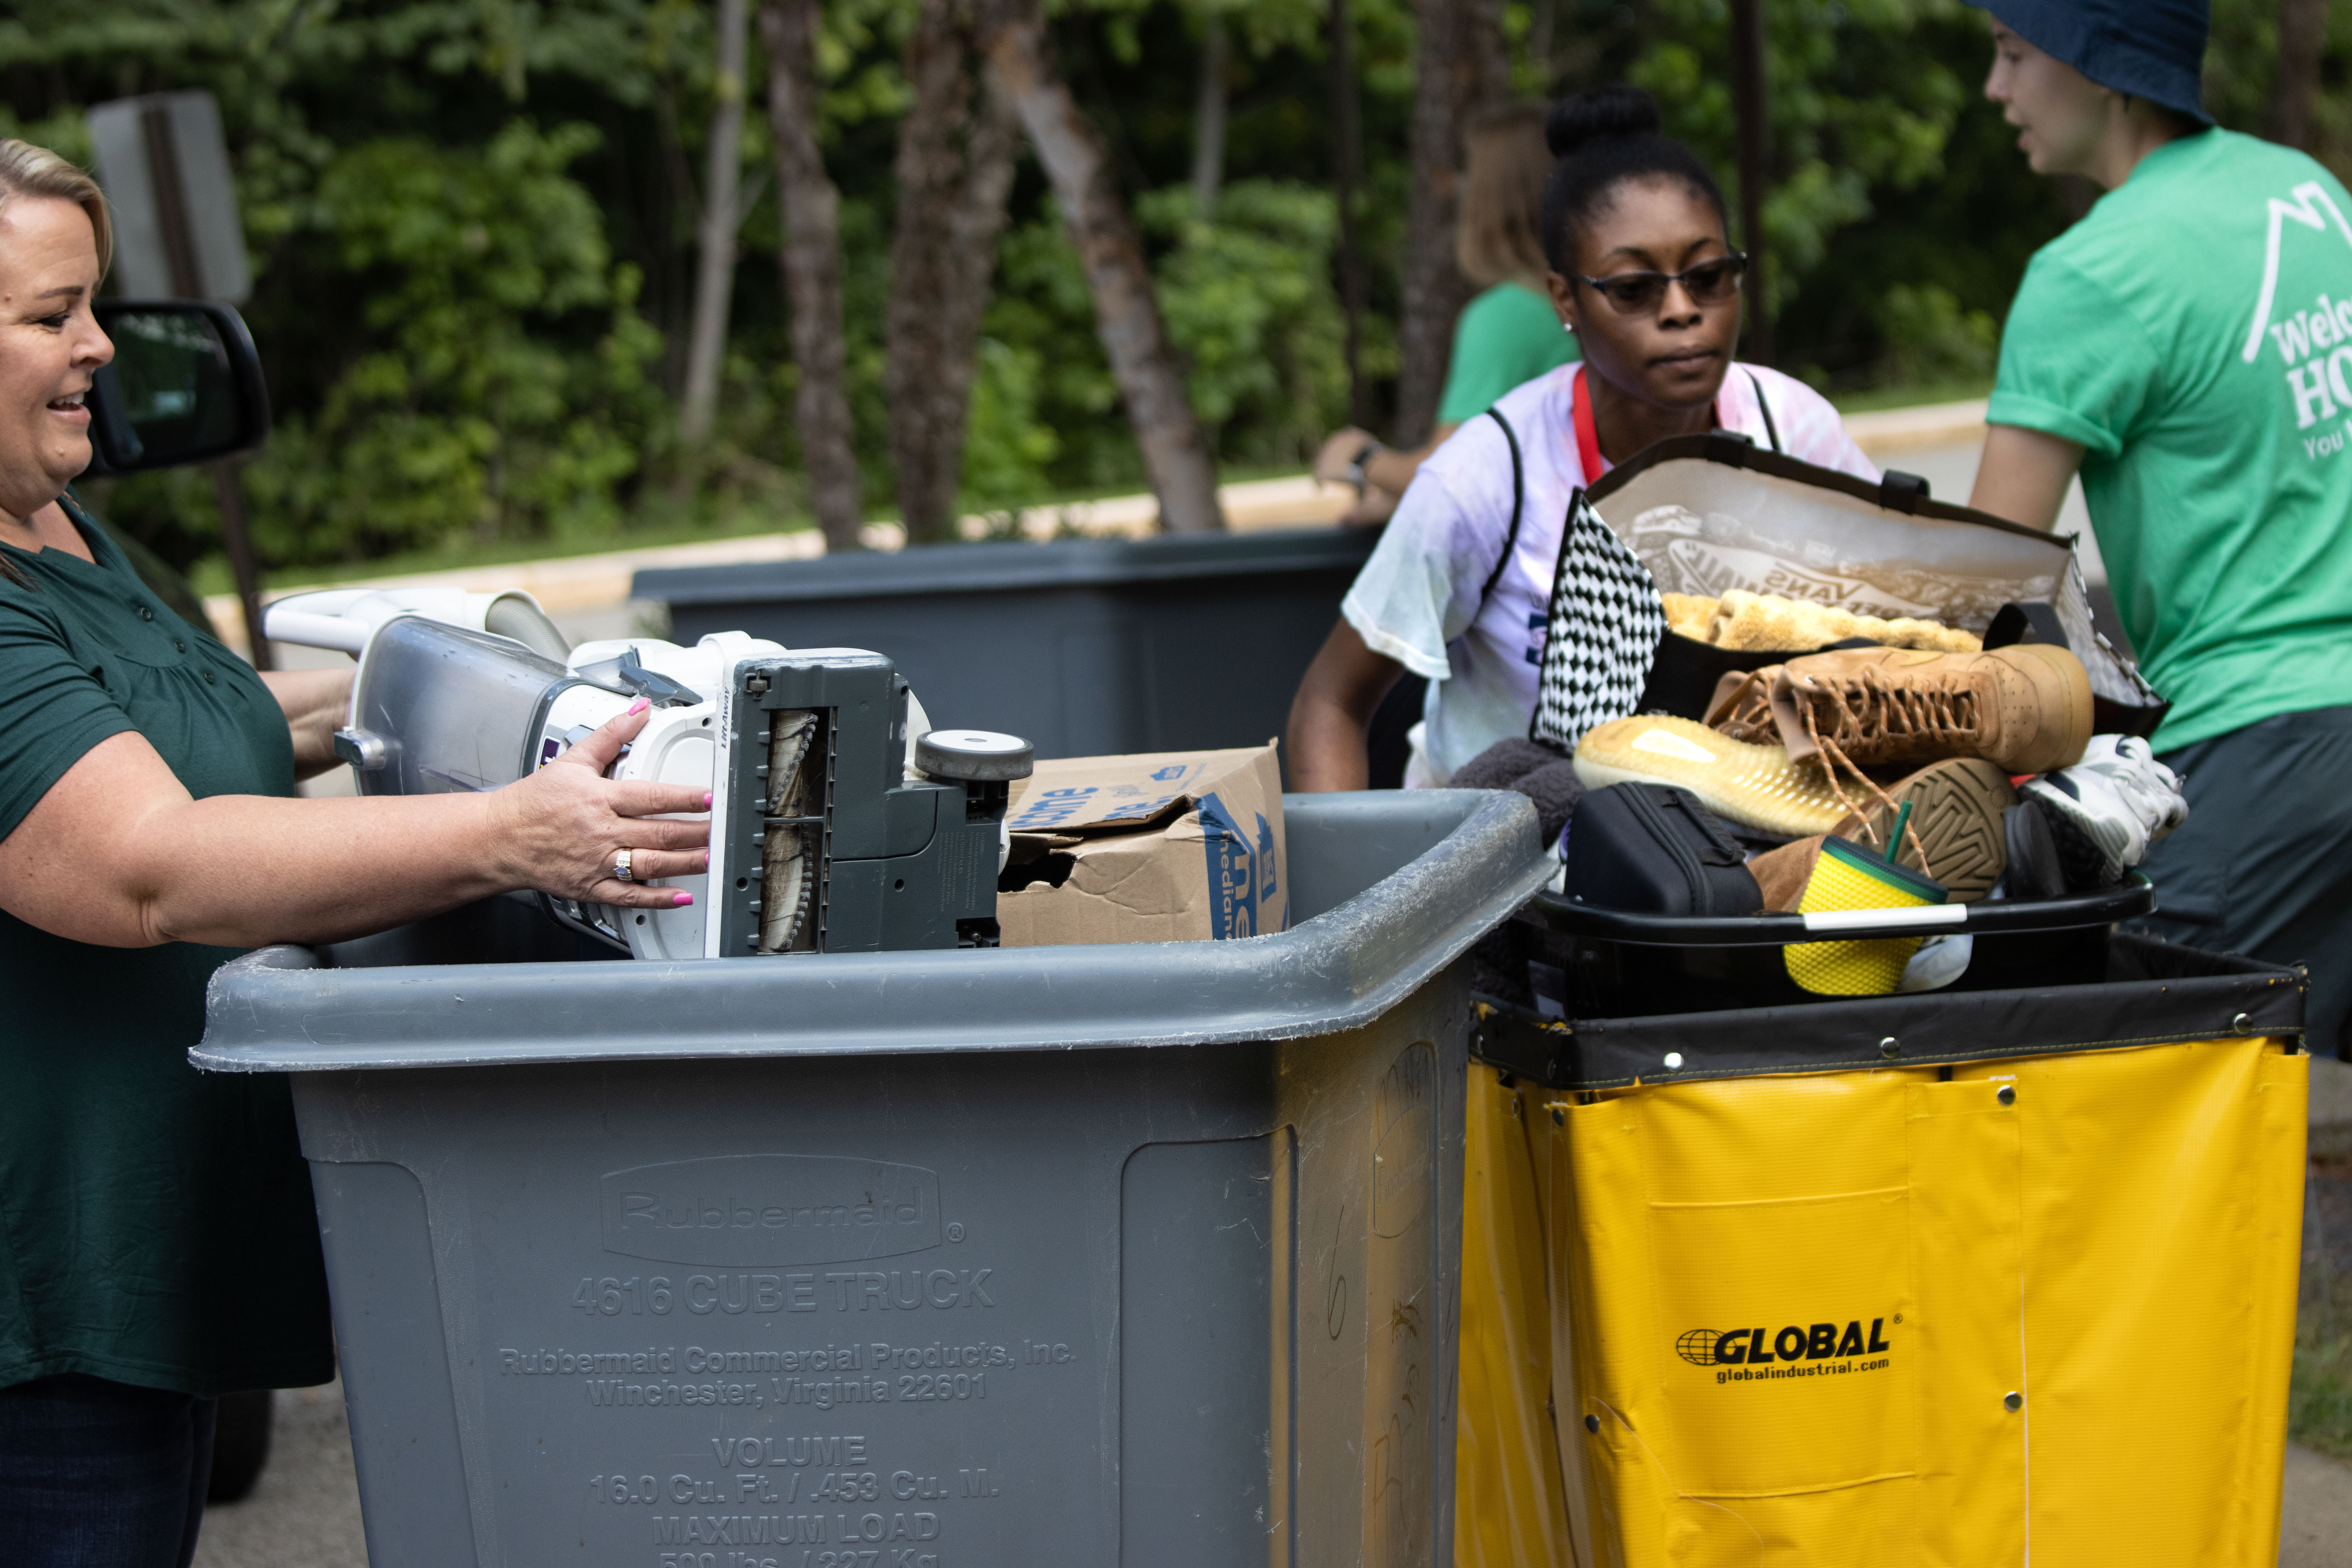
0, 496, 333, 1397
1989, 128, 2352, 751
1437, 281, 1582, 424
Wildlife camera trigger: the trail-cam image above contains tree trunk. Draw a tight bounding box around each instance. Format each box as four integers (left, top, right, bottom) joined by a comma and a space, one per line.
1328, 0, 1372, 426
1191, 6, 1228, 215
1728, 0, 1771, 364
1529, 0, 1557, 88
761, 0, 865, 553
1394, 0, 1509, 445
977, 0, 1226, 533
887, 0, 1023, 544
651, 82, 701, 399
681, 0, 752, 450
2269, 0, 2328, 153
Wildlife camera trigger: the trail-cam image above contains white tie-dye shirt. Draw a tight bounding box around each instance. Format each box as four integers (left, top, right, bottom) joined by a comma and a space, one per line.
1343, 362, 1878, 785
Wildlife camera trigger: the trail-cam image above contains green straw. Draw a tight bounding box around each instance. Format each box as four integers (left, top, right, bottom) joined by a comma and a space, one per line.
1884, 800, 1914, 865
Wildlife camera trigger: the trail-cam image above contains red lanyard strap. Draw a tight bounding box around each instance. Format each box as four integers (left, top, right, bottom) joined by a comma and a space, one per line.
1571, 365, 1603, 482
1570, 363, 1727, 480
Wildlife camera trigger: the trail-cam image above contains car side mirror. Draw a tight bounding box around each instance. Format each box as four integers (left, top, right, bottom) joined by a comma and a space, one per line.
84, 299, 270, 475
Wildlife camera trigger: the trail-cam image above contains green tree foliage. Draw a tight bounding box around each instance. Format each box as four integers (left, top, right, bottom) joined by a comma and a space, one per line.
963, 177, 1360, 505
1142, 179, 1350, 466
2209, 0, 2352, 173
970, 212, 1110, 500
1620, 0, 2010, 386
243, 122, 663, 559
3, 0, 720, 571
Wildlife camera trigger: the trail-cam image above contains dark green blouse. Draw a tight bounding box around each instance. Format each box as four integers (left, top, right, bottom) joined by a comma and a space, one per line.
0, 496, 332, 1397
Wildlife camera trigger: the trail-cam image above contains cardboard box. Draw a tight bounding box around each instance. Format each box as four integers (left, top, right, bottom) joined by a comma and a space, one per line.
997, 743, 1288, 946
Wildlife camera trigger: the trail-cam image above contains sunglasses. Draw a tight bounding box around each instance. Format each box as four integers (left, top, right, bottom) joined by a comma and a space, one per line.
1571, 251, 1748, 314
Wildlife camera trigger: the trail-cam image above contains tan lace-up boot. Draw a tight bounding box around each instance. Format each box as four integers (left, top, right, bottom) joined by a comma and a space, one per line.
1706, 666, 1782, 745
1705, 644, 2093, 776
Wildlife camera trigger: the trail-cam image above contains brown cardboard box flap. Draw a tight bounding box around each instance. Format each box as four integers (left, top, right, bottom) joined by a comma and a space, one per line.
999, 743, 1287, 946
1004, 745, 1277, 838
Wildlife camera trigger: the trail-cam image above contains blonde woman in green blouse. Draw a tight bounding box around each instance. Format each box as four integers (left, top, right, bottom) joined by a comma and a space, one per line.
0, 141, 710, 1566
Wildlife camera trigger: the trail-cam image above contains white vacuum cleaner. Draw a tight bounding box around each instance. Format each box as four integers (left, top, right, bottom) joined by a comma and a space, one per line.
264, 588, 1030, 960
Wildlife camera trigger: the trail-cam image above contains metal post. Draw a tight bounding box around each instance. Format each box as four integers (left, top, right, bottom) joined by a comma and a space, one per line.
141, 103, 271, 668
1728, 0, 1771, 366
1328, 0, 1371, 426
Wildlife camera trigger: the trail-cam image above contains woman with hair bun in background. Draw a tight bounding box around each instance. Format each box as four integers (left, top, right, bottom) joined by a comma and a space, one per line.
1290, 84, 1879, 790
1313, 101, 1581, 526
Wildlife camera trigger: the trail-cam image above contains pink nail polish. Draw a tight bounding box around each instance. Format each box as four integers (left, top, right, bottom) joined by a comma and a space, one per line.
672, 891, 693, 907
703, 791, 713, 808
627, 697, 651, 716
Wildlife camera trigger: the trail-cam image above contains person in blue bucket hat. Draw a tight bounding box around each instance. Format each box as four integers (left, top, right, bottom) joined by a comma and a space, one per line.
1967, 0, 2352, 1061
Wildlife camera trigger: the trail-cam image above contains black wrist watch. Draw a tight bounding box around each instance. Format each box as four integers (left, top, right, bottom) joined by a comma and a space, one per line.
1345, 439, 1382, 497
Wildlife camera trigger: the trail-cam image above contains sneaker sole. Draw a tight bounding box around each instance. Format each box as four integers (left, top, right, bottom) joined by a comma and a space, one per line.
1839, 758, 2016, 902
2022, 785, 2126, 890
1573, 716, 1850, 836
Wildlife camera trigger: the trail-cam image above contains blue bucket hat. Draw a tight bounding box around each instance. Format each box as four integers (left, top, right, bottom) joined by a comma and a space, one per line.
1970, 0, 2213, 126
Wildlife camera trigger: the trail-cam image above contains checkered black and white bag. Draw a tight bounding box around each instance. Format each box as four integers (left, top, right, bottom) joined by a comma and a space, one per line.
1529, 488, 1666, 751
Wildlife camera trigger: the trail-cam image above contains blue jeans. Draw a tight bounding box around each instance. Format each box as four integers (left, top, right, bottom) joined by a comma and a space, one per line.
0, 1375, 217, 1568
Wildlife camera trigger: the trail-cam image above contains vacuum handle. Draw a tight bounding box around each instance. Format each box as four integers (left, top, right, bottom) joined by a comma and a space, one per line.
1799, 904, 1966, 933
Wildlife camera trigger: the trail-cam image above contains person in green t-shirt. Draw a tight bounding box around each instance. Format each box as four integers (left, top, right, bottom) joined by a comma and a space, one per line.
1437, 268, 1581, 426
1313, 102, 1580, 525
0, 143, 719, 1564
1966, 0, 2352, 1058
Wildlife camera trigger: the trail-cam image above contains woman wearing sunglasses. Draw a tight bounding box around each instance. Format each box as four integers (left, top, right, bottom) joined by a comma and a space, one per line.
1289, 84, 1877, 790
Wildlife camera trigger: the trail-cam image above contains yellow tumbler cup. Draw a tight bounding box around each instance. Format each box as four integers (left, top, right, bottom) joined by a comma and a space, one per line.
1785, 835, 1949, 995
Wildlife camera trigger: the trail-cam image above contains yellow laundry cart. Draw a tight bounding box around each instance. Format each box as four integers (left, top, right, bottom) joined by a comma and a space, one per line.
1462, 893, 2308, 1568
1456, 1062, 1576, 1568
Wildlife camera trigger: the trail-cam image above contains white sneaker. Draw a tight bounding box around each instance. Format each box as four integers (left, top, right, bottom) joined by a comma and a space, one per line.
1897, 933, 1973, 993
2020, 735, 2188, 888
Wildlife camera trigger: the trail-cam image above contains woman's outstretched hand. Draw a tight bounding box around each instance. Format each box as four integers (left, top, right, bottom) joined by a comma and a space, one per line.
1, 691, 719, 950
489, 697, 714, 910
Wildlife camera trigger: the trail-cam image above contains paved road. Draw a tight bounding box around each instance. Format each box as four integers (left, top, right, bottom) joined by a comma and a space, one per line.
194, 1308, 2352, 1568
185, 1390, 2352, 1568
2286, 1443, 2352, 1568
189, 1381, 364, 1568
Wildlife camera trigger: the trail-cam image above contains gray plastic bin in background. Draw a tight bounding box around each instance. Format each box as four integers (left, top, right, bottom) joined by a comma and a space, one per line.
196, 790, 1549, 1568
634, 528, 1381, 763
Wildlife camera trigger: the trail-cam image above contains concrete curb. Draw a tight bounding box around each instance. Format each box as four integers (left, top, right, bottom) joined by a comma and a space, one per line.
1841, 397, 1989, 459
